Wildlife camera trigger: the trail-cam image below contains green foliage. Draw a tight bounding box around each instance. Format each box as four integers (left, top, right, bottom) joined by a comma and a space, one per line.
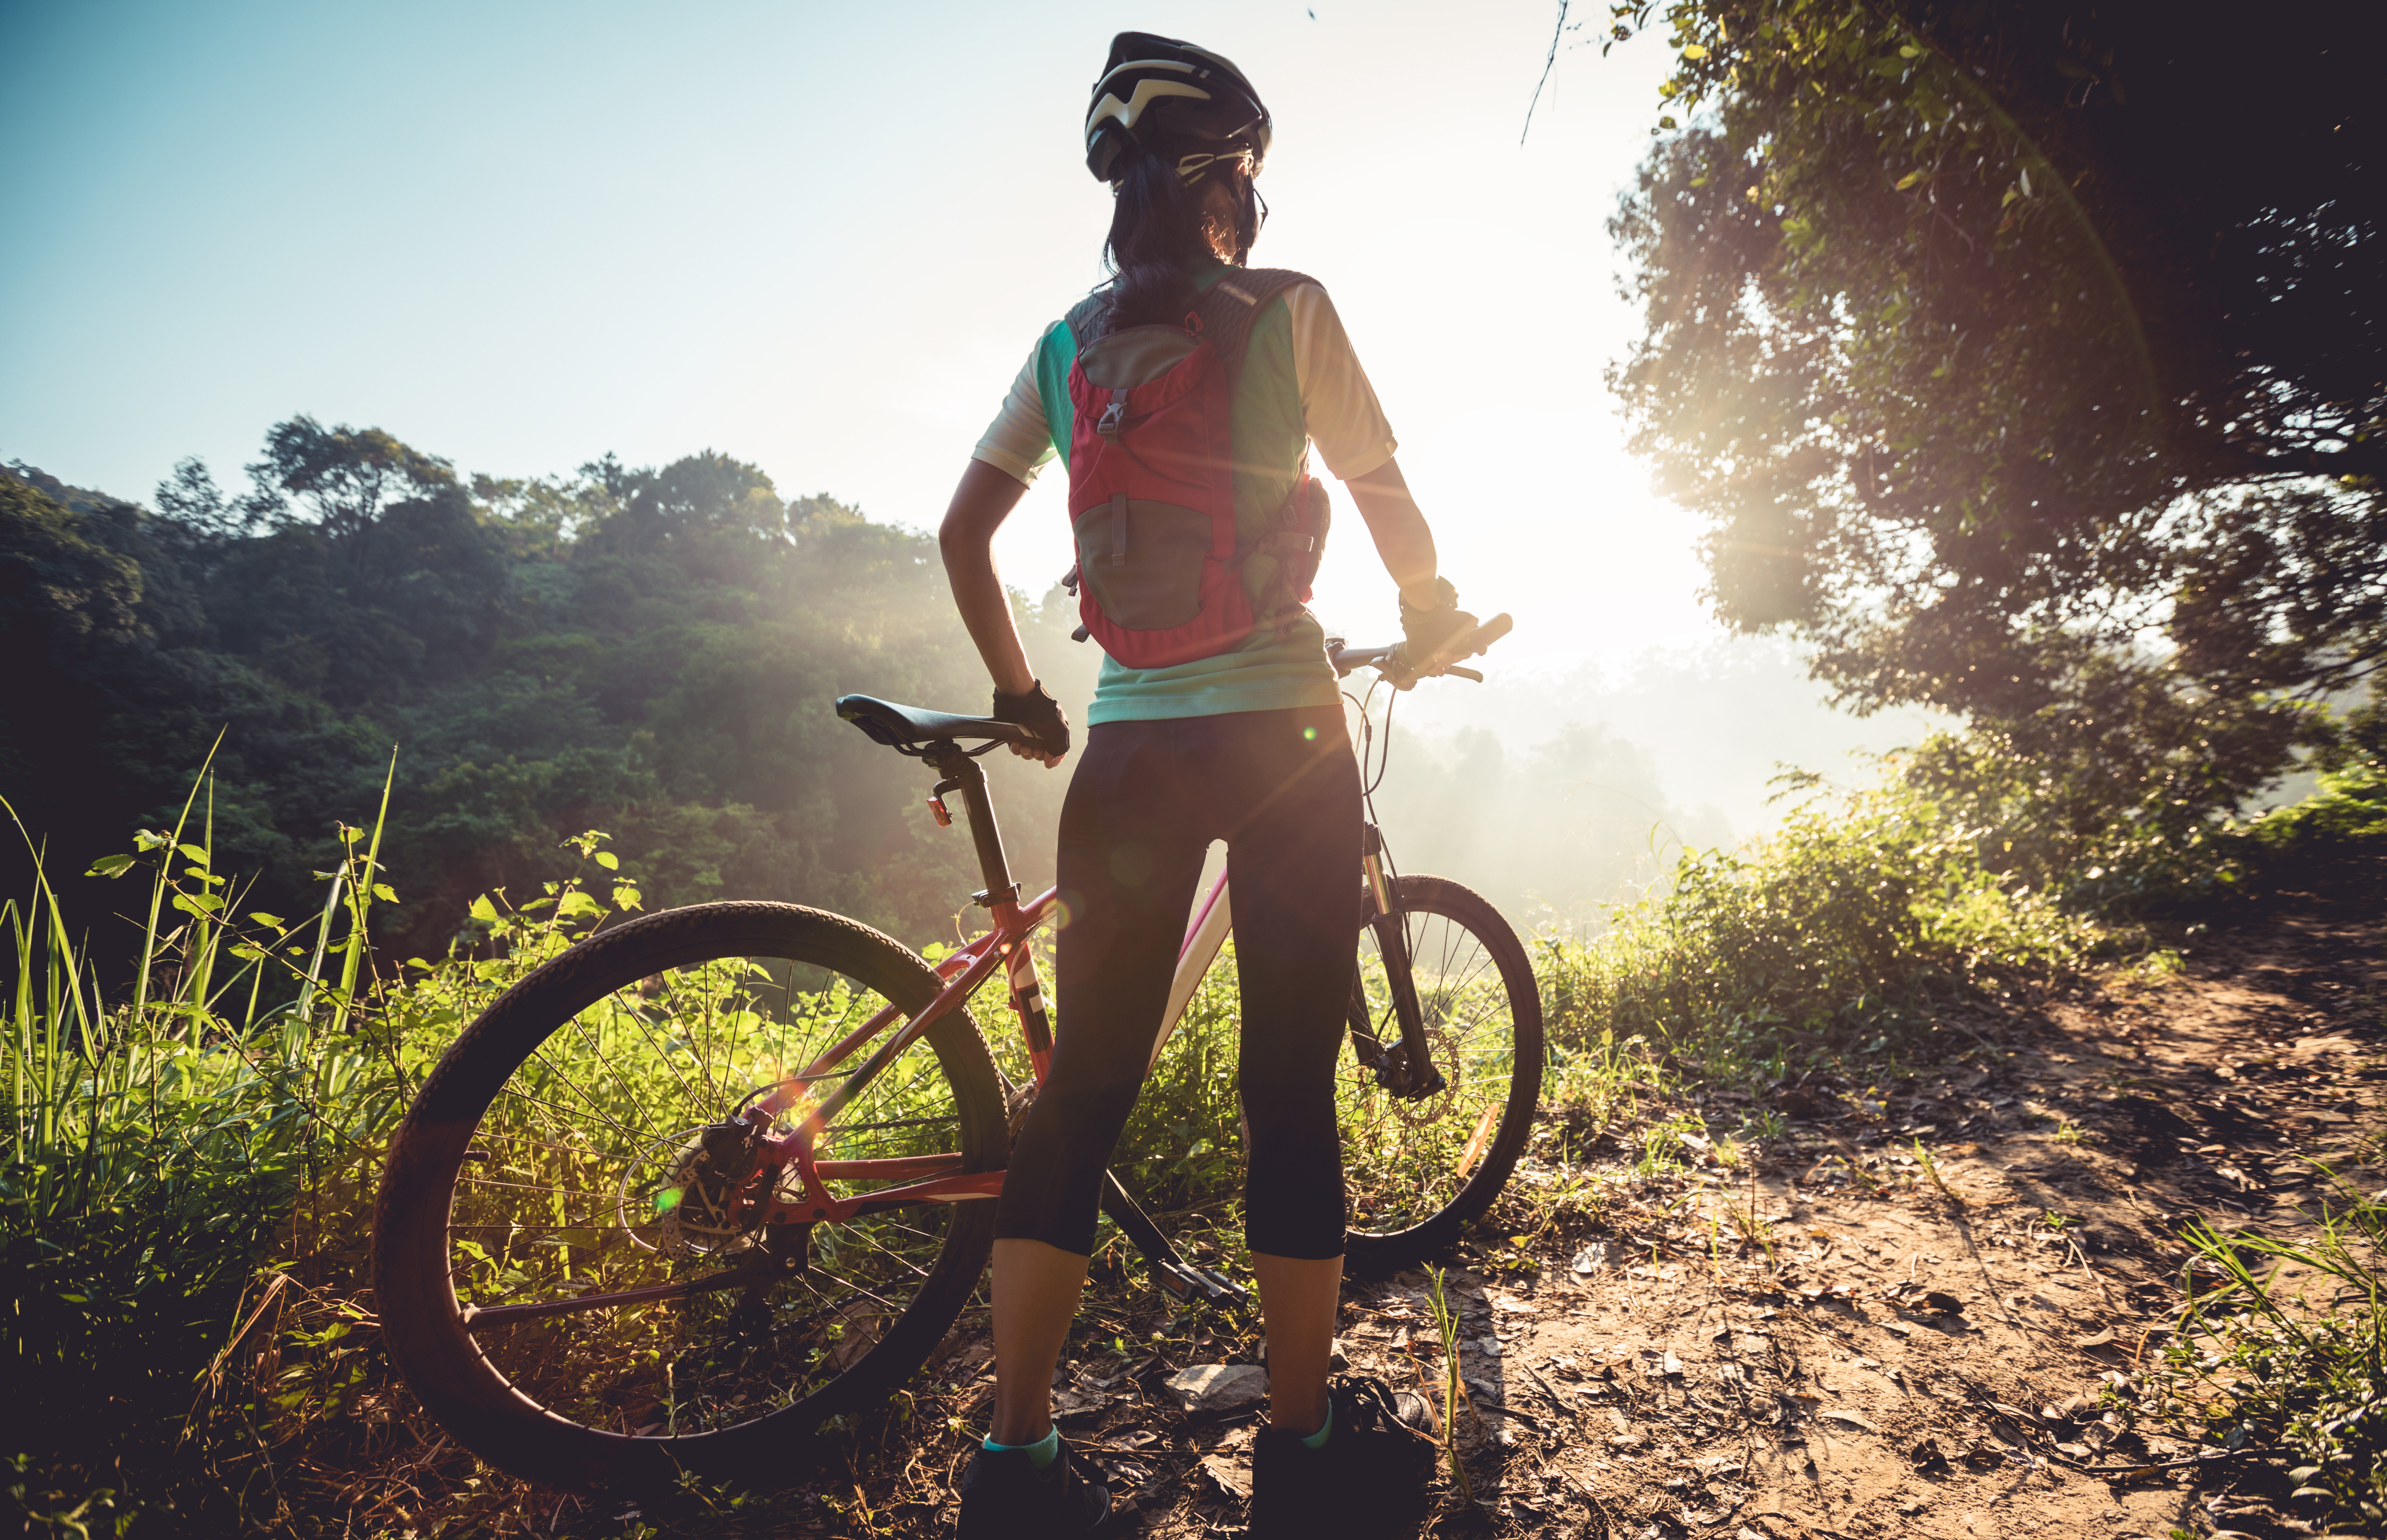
1114, 948, 1249, 1216
1, 779, 666, 1528
1604, 0, 2384, 836
2156, 1187, 2387, 1533
1, 424, 1095, 967
5, 738, 2377, 1528
2237, 683, 2387, 869
2244, 763, 2387, 860
2, 776, 403, 1521
1423, 1266, 1470, 1497
1539, 753, 2091, 1079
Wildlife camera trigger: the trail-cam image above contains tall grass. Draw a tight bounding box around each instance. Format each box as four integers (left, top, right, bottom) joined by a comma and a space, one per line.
1536, 774, 2094, 1101
3, 769, 401, 1519
3, 780, 669, 1530
2157, 1185, 2387, 1532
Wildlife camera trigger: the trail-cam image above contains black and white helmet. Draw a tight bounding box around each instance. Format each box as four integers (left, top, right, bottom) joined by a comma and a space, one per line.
1083, 32, 1272, 186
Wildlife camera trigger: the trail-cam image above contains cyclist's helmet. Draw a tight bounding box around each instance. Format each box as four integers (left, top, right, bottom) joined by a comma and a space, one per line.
1084, 32, 1272, 186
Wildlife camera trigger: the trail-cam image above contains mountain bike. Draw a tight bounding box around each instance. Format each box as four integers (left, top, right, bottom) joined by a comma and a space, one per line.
373, 616, 1540, 1488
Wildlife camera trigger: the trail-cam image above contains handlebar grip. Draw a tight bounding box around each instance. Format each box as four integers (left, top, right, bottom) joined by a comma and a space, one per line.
1423, 611, 1512, 669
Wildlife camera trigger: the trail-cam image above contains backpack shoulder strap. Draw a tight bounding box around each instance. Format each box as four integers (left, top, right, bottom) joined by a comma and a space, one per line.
1192, 268, 1319, 385
1062, 290, 1113, 353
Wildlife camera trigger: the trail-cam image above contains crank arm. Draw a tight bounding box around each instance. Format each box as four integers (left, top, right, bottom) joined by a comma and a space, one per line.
1153, 1257, 1249, 1306
1099, 1169, 1250, 1309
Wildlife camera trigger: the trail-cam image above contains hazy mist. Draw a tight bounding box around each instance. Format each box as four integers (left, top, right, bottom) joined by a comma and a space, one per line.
1016, 594, 1948, 938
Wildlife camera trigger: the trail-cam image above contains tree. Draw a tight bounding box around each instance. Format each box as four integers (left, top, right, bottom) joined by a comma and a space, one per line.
171, 420, 509, 706
1604, 0, 2384, 840
6, 421, 1100, 967
246, 415, 457, 541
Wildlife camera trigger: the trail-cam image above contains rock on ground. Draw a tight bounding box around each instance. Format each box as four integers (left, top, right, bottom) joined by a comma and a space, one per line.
1161, 1363, 1269, 1415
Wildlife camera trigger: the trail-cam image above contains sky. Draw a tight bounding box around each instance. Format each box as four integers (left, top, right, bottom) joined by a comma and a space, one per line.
2, 0, 1939, 834
0, 0, 1710, 649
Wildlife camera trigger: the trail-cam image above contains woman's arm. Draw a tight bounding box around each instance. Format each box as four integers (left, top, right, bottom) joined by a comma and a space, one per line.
1346, 454, 1484, 658
1342, 456, 1439, 607
938, 458, 1064, 766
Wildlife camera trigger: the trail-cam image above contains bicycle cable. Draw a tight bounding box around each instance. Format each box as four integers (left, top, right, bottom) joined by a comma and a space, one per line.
1344, 671, 1408, 911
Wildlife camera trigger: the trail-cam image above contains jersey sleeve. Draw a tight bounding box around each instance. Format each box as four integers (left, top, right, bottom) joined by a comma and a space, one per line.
1284, 283, 1399, 481
971, 333, 1059, 485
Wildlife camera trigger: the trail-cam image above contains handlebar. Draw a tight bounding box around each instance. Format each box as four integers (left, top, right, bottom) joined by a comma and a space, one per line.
1327, 612, 1513, 687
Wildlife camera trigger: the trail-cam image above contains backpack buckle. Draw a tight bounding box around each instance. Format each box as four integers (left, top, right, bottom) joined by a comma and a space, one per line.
1096, 389, 1128, 444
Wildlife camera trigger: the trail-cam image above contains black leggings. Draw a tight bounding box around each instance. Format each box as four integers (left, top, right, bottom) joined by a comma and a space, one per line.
996, 704, 1361, 1261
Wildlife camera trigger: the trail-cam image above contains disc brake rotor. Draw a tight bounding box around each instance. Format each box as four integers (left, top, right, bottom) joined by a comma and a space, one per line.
619, 1118, 772, 1259
1392, 1024, 1460, 1128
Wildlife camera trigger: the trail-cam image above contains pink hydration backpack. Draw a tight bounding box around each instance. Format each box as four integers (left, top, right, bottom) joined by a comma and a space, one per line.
1059, 269, 1330, 669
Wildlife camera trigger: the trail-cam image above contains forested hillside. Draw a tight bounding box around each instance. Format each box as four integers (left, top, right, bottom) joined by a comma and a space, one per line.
1, 420, 1096, 961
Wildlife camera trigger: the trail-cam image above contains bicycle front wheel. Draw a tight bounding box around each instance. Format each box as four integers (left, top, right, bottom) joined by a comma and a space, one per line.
374, 903, 1005, 1489
1341, 875, 1543, 1269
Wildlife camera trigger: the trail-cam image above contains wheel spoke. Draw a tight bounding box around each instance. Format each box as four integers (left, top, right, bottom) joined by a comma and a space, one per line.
1339, 878, 1541, 1257
464, 1264, 758, 1328
381, 907, 1000, 1465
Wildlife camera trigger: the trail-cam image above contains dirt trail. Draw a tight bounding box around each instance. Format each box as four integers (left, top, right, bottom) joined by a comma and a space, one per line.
805, 867, 2386, 1540
972, 862, 2386, 1540
1313, 861, 2385, 1540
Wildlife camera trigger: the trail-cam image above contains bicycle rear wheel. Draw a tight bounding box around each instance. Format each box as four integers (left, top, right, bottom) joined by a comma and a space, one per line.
1341, 875, 1543, 1268
374, 903, 1005, 1489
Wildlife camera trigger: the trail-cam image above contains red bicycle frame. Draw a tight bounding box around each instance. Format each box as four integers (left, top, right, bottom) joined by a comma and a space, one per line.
747, 884, 1059, 1225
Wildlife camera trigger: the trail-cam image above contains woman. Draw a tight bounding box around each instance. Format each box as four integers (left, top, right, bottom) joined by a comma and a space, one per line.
938, 33, 1481, 1538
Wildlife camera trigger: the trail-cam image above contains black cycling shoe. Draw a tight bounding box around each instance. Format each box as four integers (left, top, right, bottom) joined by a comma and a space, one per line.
1248, 1375, 1438, 1538
956, 1438, 1113, 1539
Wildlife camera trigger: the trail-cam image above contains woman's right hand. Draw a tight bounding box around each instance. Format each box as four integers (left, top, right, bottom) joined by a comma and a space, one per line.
992, 681, 1071, 767
1399, 576, 1482, 662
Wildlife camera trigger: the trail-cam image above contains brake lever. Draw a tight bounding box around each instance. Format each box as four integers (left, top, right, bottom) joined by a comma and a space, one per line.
1366, 612, 1512, 689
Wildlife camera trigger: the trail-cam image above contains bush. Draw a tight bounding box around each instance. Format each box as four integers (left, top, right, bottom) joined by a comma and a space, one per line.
1538, 763, 2093, 1084
3, 728, 2368, 1532
2237, 762, 2387, 862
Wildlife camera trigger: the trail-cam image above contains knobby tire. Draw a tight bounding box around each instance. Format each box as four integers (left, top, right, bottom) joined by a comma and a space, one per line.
1342, 874, 1544, 1269
373, 902, 1004, 1490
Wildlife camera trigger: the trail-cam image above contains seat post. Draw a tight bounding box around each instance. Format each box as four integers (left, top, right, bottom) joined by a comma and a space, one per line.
928, 744, 1019, 904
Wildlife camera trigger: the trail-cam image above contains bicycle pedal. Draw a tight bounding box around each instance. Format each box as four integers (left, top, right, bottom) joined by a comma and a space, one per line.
1154, 1259, 1248, 1307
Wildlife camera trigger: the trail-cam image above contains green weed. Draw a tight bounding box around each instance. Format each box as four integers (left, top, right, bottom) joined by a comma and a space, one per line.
1422, 1265, 1470, 1500
1911, 1137, 1962, 1207
2, 766, 405, 1525
2154, 1184, 2386, 1533
1535, 770, 2094, 1106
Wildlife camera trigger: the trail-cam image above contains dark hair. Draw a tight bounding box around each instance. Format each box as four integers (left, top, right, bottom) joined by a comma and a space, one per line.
1101, 147, 1251, 330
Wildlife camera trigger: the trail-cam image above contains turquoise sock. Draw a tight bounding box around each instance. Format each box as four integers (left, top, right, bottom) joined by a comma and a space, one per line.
1300, 1399, 1335, 1451
983, 1425, 1061, 1470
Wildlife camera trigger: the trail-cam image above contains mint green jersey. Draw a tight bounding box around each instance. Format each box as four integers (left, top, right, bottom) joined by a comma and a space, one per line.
997, 262, 1395, 725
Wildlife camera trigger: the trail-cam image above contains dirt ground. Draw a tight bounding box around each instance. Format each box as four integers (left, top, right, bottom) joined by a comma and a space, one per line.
851, 861, 2385, 1540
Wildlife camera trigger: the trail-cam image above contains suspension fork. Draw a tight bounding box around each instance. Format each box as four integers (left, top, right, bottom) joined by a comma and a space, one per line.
1358, 822, 1445, 1099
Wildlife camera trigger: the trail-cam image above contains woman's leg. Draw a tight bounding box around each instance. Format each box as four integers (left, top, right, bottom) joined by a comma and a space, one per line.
1250, 1253, 1343, 1433
988, 720, 1209, 1445
1209, 704, 1367, 1435
987, 1239, 1093, 1443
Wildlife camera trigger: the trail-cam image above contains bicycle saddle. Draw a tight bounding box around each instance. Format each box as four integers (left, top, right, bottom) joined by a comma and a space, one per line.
835, 694, 1030, 748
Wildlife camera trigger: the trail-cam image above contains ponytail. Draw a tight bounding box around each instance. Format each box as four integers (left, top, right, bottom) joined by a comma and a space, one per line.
1102, 149, 1207, 329
1100, 146, 1264, 330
